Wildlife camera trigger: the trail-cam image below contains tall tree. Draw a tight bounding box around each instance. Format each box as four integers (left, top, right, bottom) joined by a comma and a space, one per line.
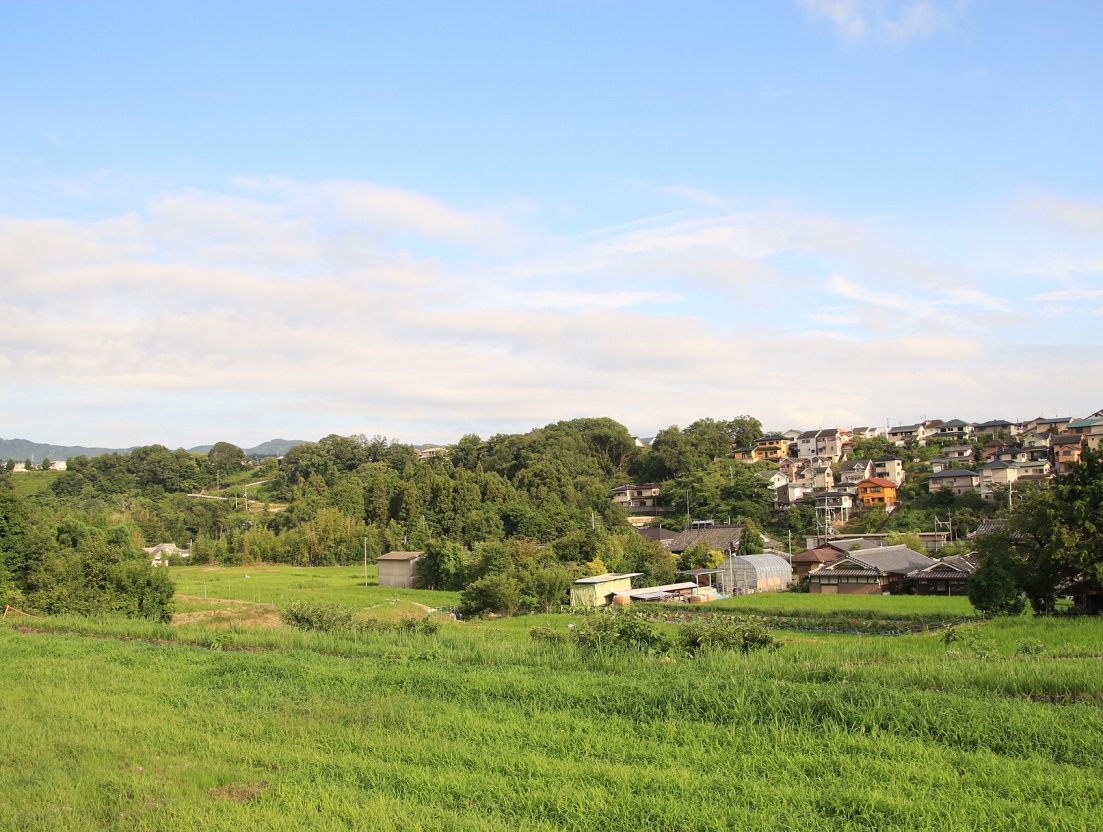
728, 415, 764, 450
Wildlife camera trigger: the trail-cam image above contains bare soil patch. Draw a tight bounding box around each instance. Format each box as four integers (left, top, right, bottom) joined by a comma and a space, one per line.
171, 596, 283, 628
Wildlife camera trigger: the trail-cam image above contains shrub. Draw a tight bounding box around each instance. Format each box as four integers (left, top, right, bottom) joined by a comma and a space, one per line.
1015, 638, 1045, 657
459, 574, 522, 617
529, 625, 569, 645
571, 610, 671, 654
280, 600, 356, 632
677, 615, 778, 655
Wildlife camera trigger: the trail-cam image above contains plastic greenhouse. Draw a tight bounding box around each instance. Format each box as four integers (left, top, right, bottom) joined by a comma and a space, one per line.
718, 553, 793, 595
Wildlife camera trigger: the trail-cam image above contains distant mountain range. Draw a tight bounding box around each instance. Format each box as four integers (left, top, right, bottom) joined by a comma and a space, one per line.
0, 437, 306, 462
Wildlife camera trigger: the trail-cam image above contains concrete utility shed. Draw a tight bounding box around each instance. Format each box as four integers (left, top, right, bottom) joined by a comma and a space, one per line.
570, 573, 642, 607
376, 551, 423, 589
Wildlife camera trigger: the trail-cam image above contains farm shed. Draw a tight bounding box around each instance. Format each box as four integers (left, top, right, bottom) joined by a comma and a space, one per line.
611, 582, 699, 603
376, 551, 423, 589
718, 554, 793, 595
570, 573, 642, 607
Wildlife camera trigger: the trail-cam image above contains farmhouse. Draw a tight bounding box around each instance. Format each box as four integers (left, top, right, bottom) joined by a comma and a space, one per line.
904, 554, 977, 596
808, 545, 935, 595
376, 551, 423, 589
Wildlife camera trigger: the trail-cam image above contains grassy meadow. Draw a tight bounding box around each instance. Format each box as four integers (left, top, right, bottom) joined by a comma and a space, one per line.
2, 564, 1102, 830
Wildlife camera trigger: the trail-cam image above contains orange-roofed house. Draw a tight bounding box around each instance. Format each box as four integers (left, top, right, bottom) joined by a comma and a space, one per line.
856, 477, 899, 508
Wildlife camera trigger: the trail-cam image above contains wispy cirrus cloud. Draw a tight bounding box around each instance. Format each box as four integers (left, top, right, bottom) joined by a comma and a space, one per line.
799, 0, 967, 44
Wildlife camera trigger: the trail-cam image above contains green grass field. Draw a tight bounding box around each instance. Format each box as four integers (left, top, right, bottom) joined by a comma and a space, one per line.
170, 563, 461, 610
2, 565, 1102, 830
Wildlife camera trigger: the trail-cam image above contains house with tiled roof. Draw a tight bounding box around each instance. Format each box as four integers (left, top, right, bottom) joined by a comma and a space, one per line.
839, 458, 875, 484
809, 545, 936, 594
927, 468, 980, 497
975, 418, 1021, 436
873, 456, 906, 485
752, 434, 790, 461
888, 423, 928, 446
856, 477, 899, 508
904, 554, 978, 596
796, 428, 849, 461
1053, 434, 1085, 472
933, 419, 976, 442
1067, 418, 1103, 435
667, 523, 780, 556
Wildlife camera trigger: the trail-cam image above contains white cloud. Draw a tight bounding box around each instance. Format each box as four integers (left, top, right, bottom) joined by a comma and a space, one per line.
799, 0, 965, 44
0, 176, 1098, 447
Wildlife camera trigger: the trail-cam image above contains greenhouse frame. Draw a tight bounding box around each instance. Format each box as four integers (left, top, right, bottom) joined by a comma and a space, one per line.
717, 553, 793, 595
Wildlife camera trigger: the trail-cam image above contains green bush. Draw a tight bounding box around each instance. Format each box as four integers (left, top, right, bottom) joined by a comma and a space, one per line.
571, 610, 671, 654
459, 574, 522, 617
280, 600, 356, 632
529, 625, 569, 645
677, 615, 778, 655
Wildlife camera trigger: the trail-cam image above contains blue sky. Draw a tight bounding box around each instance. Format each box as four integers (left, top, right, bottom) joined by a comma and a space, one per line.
2, 1, 1101, 448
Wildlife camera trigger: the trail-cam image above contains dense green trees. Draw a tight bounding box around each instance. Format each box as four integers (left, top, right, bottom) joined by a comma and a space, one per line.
969, 450, 1103, 614
0, 486, 174, 620
7, 415, 776, 617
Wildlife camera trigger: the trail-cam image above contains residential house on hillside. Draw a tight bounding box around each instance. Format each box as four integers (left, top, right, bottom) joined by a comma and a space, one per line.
978, 460, 1051, 498
811, 490, 852, 527
776, 457, 805, 479
1053, 434, 1084, 473
1022, 431, 1053, 450
873, 456, 906, 485
930, 446, 975, 473
941, 445, 975, 462
839, 458, 875, 484
1066, 418, 1103, 436
856, 477, 899, 508
927, 468, 980, 496
975, 418, 1020, 436
933, 419, 976, 442
796, 428, 849, 462
795, 462, 834, 490
733, 446, 755, 462
775, 481, 812, 509
752, 434, 790, 461
1085, 425, 1103, 453
851, 426, 887, 438
611, 484, 664, 515
888, 424, 928, 447
1029, 416, 1073, 434
758, 469, 789, 490
983, 438, 1019, 462
808, 545, 936, 595
993, 446, 1030, 464
978, 460, 1017, 499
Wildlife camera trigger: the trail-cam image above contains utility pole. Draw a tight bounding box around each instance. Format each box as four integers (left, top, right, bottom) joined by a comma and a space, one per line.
363, 537, 368, 587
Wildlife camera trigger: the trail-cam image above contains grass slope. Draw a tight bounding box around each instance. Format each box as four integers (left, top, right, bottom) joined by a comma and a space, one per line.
2, 570, 1102, 831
